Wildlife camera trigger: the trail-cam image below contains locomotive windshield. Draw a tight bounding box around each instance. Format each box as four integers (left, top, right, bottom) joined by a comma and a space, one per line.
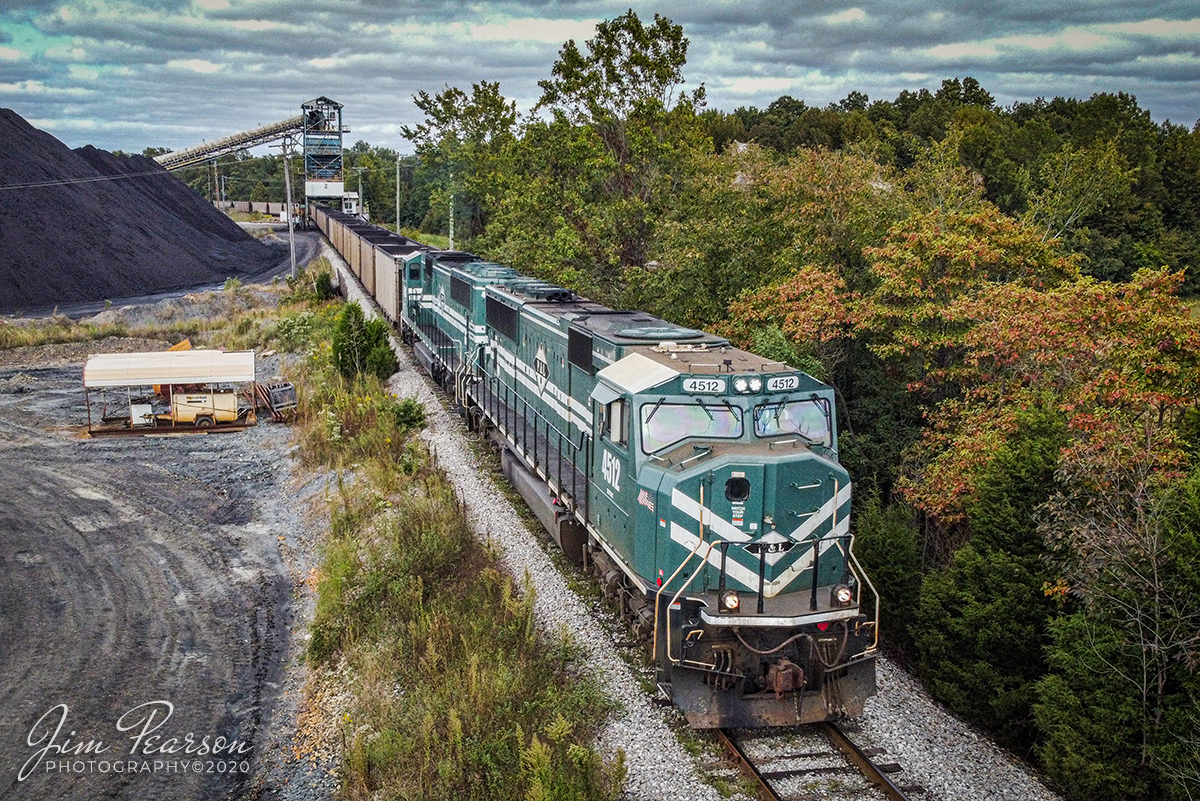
753, 398, 831, 446
640, 403, 742, 453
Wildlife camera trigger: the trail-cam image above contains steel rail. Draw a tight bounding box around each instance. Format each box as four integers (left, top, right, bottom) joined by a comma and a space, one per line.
818, 722, 913, 801
713, 728, 782, 801
716, 724, 915, 801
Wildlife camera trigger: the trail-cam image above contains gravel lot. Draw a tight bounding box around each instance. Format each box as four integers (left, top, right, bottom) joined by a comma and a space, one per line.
0, 334, 331, 801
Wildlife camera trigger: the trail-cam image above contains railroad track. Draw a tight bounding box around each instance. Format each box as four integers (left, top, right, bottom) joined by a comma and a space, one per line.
713, 723, 921, 801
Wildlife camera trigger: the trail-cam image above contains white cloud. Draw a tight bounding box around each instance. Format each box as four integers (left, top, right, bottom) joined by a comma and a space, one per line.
1, 80, 91, 97
67, 63, 100, 79
467, 17, 599, 43
824, 8, 866, 25
0, 46, 24, 60
194, 0, 230, 9
921, 41, 1001, 60
229, 20, 279, 31
1121, 17, 1200, 36
722, 76, 803, 93
166, 58, 222, 73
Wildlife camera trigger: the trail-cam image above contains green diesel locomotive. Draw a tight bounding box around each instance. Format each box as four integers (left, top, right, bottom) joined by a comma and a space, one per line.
312, 206, 879, 728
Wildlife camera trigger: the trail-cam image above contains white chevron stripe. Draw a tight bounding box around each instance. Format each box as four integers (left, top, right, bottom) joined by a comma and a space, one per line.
670, 488, 751, 543
786, 481, 852, 541
670, 522, 762, 591
669, 483, 853, 597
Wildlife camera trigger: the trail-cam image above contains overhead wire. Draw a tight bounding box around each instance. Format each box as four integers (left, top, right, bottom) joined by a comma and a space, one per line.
0, 169, 179, 191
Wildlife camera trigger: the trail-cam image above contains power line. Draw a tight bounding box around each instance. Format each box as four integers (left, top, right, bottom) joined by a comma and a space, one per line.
0, 169, 177, 191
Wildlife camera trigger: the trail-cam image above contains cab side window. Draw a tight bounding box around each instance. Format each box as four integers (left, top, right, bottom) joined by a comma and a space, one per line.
604, 399, 629, 447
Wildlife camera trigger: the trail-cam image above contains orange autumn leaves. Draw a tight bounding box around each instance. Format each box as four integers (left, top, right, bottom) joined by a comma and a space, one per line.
733, 206, 1200, 523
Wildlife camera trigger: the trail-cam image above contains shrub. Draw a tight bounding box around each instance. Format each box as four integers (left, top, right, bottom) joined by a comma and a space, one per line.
314, 269, 335, 300
333, 303, 397, 381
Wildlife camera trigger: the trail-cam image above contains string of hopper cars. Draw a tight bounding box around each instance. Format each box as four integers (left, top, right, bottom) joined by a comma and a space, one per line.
310, 204, 880, 728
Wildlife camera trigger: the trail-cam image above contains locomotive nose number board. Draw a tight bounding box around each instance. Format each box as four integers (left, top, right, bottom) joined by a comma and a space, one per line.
683, 378, 726, 394
766, 375, 800, 392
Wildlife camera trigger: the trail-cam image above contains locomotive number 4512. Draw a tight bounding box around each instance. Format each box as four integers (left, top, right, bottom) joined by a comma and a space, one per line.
766, 375, 800, 392
682, 378, 726, 394
602, 450, 622, 490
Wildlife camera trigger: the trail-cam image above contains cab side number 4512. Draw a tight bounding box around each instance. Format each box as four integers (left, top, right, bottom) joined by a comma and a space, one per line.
602, 450, 622, 490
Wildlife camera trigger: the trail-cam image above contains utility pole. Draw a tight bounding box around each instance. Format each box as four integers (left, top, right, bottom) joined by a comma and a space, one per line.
395, 156, 400, 233
273, 137, 298, 280
448, 170, 455, 250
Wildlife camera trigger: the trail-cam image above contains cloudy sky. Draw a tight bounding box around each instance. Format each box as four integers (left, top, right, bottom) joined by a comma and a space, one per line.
1, 0, 1198, 155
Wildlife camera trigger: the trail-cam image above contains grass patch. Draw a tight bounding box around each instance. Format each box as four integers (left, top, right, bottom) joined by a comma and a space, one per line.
0, 315, 132, 349
310, 470, 622, 800
291, 293, 624, 799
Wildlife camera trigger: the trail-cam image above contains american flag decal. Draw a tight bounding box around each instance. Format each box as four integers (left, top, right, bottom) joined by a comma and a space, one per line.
638, 489, 655, 512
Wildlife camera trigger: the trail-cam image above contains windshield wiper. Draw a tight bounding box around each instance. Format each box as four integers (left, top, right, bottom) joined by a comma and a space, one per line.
696, 397, 714, 421
645, 396, 666, 423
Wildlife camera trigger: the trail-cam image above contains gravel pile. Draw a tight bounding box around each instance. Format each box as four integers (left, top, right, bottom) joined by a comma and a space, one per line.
331, 241, 1064, 801
0, 107, 281, 315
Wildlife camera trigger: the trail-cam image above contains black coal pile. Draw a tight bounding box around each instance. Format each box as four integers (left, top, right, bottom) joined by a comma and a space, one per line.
0, 108, 281, 314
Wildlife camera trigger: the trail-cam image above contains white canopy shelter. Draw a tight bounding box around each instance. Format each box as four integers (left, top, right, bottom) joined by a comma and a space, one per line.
83, 350, 256, 388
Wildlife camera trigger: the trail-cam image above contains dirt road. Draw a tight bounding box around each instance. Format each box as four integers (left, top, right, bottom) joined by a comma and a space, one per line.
0, 352, 302, 800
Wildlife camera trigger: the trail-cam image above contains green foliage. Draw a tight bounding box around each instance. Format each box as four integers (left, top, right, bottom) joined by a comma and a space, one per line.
332, 303, 396, 381
636, 144, 902, 330
850, 493, 922, 657
365, 339, 399, 382
387, 396, 426, 430
536, 10, 704, 123
274, 310, 321, 351
310, 472, 622, 801
477, 10, 709, 305
916, 543, 1051, 752
313, 269, 334, 301
1023, 139, 1134, 243
307, 458, 620, 800
402, 81, 517, 239
1034, 613, 1150, 801
911, 405, 1064, 749
748, 325, 825, 381
1035, 465, 1200, 799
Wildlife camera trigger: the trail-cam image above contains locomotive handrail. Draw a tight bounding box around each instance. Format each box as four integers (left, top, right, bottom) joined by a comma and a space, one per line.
675, 445, 713, 470
847, 545, 881, 653
654, 485, 716, 666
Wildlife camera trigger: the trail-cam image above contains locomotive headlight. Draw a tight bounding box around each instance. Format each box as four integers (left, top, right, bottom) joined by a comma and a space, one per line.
719, 589, 740, 612
832, 583, 854, 607
748, 377, 762, 392
733, 377, 749, 393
